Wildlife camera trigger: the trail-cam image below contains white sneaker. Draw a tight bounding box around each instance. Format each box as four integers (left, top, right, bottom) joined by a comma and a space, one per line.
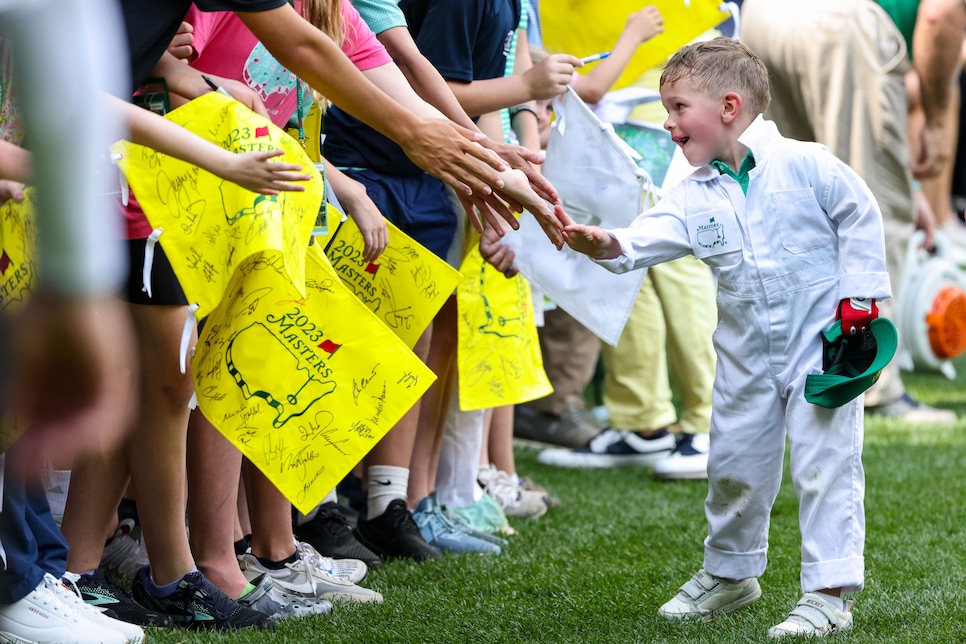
653, 433, 710, 480
768, 593, 853, 638
658, 569, 761, 620
239, 549, 382, 604
538, 428, 675, 468
47, 574, 144, 644
477, 464, 548, 519
0, 576, 127, 644
294, 539, 368, 585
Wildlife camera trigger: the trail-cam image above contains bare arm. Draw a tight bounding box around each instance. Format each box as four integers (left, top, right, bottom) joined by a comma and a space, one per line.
0, 140, 31, 184
447, 52, 581, 117
111, 96, 311, 195
575, 6, 664, 104
910, 0, 966, 177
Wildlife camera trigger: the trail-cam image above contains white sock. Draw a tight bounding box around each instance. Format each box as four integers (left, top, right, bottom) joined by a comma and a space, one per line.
814, 591, 847, 611
367, 465, 408, 518
295, 488, 338, 526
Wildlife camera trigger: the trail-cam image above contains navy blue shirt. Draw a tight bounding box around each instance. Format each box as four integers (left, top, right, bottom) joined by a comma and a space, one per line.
323, 0, 520, 175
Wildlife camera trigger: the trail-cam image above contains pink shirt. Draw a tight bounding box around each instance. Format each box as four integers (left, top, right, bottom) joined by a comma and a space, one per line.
125, 1, 391, 238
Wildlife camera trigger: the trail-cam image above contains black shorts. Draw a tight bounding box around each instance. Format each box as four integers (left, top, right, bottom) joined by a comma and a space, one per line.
122, 238, 188, 306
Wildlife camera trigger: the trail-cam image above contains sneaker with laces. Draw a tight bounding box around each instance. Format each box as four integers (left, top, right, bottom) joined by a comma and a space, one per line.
238, 549, 383, 604
131, 566, 273, 630
439, 504, 509, 548
513, 399, 602, 448
63, 569, 172, 627
353, 498, 442, 562
45, 574, 144, 643
653, 433, 710, 481
537, 428, 676, 468
99, 519, 144, 583
412, 494, 501, 554
477, 464, 549, 518
866, 393, 958, 424
658, 569, 761, 620
0, 575, 129, 644
448, 492, 515, 536
294, 501, 382, 568
294, 539, 368, 585
237, 574, 332, 619
768, 593, 853, 638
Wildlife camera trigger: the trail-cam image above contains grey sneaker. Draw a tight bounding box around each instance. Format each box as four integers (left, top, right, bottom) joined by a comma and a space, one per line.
238, 574, 331, 619
658, 569, 761, 620
768, 593, 853, 638
538, 428, 675, 468
514, 400, 602, 448
238, 550, 383, 604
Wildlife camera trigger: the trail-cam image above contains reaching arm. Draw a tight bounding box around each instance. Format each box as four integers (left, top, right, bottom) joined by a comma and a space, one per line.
574, 6, 664, 104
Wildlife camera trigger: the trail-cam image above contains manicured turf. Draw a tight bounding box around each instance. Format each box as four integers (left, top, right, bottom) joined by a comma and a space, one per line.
145, 356, 966, 643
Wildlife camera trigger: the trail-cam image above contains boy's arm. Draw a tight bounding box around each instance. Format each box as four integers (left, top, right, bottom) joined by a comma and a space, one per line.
558, 205, 622, 259
575, 6, 664, 104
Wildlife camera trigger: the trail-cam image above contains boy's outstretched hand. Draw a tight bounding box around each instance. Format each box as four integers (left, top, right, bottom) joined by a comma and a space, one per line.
557, 204, 623, 259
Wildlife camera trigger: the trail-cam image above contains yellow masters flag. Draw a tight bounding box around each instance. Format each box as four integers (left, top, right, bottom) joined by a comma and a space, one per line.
0, 189, 37, 313
326, 216, 462, 348
191, 244, 435, 514
112, 91, 323, 318
456, 243, 552, 411
540, 0, 730, 90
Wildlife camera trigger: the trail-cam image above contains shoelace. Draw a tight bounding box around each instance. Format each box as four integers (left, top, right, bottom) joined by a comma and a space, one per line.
294, 540, 337, 577
38, 578, 84, 620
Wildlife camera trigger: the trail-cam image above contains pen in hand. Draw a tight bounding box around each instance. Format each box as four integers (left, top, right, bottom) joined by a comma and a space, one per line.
580, 52, 611, 64
202, 74, 235, 99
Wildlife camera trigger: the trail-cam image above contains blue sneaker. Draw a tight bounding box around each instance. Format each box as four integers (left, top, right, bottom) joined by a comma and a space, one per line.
412, 495, 501, 555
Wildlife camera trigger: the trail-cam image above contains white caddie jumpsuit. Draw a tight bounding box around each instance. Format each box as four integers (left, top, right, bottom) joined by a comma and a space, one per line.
598, 117, 891, 594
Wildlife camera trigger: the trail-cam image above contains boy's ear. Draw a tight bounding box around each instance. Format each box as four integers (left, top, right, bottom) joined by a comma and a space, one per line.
721, 91, 742, 123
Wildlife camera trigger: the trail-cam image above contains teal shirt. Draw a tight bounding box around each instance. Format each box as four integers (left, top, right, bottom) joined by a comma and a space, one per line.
711, 151, 756, 195
875, 0, 919, 60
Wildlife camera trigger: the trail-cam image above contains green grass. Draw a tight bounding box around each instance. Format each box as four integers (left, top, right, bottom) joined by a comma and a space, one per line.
144, 356, 966, 643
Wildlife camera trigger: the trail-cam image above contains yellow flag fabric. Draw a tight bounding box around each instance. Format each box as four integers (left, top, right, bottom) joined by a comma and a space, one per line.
540, 0, 730, 90
0, 189, 37, 313
326, 216, 462, 349
456, 242, 552, 411
191, 244, 435, 514
112, 91, 323, 318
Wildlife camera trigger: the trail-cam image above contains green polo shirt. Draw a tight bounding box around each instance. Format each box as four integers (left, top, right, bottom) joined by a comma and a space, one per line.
711, 151, 756, 195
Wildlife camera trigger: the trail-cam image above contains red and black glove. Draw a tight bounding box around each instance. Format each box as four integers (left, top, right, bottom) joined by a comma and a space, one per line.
837, 298, 878, 336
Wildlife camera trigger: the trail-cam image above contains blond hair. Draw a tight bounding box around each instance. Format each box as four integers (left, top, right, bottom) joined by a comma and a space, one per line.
660, 37, 770, 115
299, 0, 349, 108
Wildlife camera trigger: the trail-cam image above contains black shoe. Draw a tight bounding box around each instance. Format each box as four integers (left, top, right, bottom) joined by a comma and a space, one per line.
65, 568, 173, 627
294, 501, 382, 568
353, 499, 442, 562
131, 566, 274, 630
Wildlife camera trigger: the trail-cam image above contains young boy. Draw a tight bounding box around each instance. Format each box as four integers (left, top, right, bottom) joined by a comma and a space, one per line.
558, 37, 891, 639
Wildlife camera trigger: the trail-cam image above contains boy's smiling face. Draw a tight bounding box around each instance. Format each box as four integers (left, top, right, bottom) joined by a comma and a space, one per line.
660, 78, 730, 168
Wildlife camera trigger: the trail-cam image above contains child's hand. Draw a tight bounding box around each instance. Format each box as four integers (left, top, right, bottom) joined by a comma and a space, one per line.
560, 207, 622, 259
624, 6, 665, 44
492, 167, 565, 249
339, 182, 389, 263
479, 223, 518, 278
0, 180, 25, 206
524, 53, 582, 100
224, 149, 311, 195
